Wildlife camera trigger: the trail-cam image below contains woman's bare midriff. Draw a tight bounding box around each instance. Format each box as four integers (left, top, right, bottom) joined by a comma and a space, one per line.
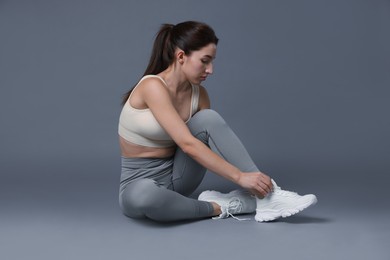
119, 136, 176, 158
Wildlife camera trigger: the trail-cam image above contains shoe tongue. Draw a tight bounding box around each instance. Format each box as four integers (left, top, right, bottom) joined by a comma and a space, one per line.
271, 179, 281, 189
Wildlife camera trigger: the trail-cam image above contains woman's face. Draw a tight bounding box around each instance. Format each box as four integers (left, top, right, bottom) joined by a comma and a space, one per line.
182, 43, 217, 85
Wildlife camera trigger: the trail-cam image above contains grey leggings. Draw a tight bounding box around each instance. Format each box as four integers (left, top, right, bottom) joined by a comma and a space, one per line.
119, 109, 259, 222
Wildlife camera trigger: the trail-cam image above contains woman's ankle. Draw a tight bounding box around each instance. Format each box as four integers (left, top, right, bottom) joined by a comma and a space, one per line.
211, 202, 222, 216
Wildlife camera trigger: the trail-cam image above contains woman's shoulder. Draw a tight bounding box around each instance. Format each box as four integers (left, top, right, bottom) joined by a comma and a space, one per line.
198, 84, 207, 93
198, 85, 211, 109
134, 75, 170, 103
137, 75, 167, 87
135, 75, 168, 93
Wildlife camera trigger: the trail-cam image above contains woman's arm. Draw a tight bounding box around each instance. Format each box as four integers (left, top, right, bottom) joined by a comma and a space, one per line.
140, 79, 272, 196
197, 85, 273, 196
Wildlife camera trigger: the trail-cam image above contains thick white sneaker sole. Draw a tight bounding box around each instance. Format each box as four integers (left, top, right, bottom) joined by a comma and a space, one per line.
255, 194, 317, 222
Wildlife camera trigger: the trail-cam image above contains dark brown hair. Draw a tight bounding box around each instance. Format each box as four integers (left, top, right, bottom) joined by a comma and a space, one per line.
121, 21, 219, 105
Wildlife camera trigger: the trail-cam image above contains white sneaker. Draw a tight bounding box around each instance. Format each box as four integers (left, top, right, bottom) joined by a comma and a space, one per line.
198, 189, 256, 220
255, 180, 317, 222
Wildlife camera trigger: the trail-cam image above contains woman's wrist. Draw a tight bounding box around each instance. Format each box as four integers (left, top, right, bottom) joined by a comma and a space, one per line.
234, 169, 244, 185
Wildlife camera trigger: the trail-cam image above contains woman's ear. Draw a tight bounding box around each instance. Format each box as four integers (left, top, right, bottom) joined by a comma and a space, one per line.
176, 49, 185, 64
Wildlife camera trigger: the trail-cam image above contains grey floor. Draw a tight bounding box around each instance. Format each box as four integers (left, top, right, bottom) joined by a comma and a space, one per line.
1, 156, 389, 260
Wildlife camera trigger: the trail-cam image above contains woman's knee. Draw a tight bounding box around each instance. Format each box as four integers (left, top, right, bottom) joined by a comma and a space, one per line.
120, 179, 162, 217
192, 109, 226, 127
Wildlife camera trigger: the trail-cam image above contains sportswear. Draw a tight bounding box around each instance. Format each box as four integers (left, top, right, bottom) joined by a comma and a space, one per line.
118, 75, 199, 148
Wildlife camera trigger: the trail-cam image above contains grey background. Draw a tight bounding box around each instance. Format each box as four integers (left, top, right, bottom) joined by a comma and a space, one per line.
1, 0, 389, 259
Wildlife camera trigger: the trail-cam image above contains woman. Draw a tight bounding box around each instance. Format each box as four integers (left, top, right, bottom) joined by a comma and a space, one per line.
118, 21, 317, 222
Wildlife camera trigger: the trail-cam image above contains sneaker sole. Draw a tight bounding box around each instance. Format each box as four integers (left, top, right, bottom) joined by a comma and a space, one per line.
255, 195, 317, 222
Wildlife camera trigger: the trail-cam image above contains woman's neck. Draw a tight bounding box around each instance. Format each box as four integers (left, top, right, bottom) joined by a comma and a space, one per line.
158, 66, 190, 95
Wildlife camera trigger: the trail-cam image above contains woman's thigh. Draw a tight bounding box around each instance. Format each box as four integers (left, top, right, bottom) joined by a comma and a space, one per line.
119, 178, 213, 222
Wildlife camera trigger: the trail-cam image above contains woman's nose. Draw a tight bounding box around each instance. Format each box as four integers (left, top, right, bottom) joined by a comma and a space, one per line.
205, 63, 213, 74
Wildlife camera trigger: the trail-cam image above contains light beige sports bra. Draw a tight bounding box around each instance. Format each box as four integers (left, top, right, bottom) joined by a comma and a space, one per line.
118, 75, 200, 148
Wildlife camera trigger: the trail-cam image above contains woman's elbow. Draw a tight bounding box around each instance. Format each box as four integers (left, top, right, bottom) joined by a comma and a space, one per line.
179, 138, 199, 157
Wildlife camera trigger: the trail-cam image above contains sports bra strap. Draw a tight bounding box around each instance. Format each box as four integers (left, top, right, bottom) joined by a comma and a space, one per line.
132, 75, 199, 118
190, 84, 199, 116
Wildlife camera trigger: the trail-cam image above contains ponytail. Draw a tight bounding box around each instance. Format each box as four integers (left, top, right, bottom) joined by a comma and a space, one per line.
144, 24, 175, 75
121, 24, 175, 105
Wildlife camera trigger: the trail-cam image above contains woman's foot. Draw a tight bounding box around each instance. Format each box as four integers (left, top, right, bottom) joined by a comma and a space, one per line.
255, 180, 317, 222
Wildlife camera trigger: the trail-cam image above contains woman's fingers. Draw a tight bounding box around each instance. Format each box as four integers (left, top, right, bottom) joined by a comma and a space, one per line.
257, 173, 272, 195
257, 182, 270, 197
240, 171, 274, 197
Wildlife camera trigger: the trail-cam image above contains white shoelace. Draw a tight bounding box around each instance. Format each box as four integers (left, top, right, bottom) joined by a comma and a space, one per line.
212, 197, 251, 221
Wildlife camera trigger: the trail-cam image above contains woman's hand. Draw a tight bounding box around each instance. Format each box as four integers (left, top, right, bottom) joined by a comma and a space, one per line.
237, 171, 273, 198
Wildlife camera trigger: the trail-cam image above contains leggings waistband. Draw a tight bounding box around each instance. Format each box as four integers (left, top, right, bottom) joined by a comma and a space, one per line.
120, 156, 174, 191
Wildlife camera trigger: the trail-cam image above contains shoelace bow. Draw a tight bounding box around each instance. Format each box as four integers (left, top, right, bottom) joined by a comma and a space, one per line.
213, 197, 251, 221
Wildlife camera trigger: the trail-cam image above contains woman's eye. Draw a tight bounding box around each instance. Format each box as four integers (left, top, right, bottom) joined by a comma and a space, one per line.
201, 59, 210, 64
